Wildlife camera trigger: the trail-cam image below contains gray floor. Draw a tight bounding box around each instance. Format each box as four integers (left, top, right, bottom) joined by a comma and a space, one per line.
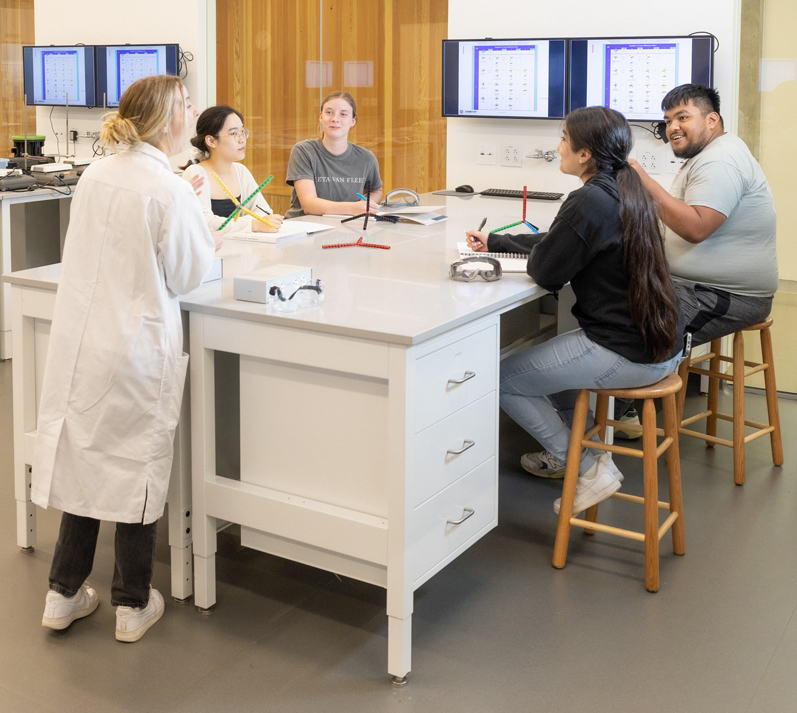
1, 358, 795, 713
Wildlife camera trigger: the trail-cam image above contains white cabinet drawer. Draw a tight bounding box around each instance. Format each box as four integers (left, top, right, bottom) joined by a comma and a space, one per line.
411, 324, 498, 433
408, 391, 496, 508
410, 457, 497, 585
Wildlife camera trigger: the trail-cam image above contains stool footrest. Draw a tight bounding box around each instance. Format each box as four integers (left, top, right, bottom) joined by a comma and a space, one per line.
569, 517, 645, 542
611, 491, 670, 509
582, 436, 674, 460
569, 510, 679, 543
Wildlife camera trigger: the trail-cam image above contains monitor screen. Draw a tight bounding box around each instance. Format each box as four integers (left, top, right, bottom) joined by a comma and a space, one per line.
23, 45, 96, 107
443, 38, 568, 119
96, 44, 179, 107
568, 36, 714, 121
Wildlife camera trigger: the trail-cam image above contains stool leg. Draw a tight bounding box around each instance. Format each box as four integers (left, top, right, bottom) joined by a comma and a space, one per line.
760, 327, 784, 466
595, 393, 609, 442
676, 357, 689, 426
663, 393, 685, 556
706, 339, 722, 446
583, 394, 610, 536
642, 397, 660, 592
733, 331, 745, 485
553, 389, 590, 569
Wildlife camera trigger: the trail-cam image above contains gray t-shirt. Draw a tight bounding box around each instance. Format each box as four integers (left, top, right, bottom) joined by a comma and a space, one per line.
665, 133, 778, 297
285, 138, 382, 219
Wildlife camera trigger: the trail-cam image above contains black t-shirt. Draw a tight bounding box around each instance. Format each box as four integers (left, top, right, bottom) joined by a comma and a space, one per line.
488, 171, 681, 363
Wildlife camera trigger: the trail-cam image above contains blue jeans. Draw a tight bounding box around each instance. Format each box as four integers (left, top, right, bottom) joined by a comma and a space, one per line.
500, 329, 682, 475
48, 512, 157, 608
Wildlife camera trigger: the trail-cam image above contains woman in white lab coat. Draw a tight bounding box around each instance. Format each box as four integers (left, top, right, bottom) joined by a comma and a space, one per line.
34, 74, 218, 642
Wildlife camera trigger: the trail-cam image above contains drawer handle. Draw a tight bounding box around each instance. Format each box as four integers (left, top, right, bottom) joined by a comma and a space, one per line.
448, 370, 475, 386
447, 507, 475, 526
446, 440, 475, 455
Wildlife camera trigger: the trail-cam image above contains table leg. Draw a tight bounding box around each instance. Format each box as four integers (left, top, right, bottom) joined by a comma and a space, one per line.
190, 313, 218, 612
387, 614, 412, 685
11, 286, 36, 549
1, 202, 12, 360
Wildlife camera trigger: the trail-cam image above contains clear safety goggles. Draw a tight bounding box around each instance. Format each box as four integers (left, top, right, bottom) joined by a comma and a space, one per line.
269, 280, 325, 312
449, 257, 503, 282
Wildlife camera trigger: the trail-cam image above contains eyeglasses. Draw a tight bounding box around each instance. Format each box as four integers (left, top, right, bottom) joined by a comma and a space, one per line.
220, 128, 250, 141
449, 257, 503, 282
268, 280, 325, 312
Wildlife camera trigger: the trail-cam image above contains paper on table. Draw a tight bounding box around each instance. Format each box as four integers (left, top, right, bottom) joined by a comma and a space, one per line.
226, 220, 334, 244
457, 242, 528, 273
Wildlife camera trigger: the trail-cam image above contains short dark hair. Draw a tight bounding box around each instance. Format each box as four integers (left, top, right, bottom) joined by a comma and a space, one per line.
661, 84, 721, 119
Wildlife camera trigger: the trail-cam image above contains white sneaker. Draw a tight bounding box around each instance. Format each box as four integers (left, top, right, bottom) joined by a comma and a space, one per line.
596, 453, 624, 482
520, 450, 566, 479
115, 588, 164, 642
614, 409, 643, 440
42, 582, 99, 630
554, 457, 622, 515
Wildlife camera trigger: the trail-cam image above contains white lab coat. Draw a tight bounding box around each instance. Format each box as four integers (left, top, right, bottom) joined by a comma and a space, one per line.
32, 143, 216, 524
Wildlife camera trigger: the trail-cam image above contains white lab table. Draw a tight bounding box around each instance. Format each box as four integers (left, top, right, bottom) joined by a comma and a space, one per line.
4, 192, 568, 680
0, 187, 72, 359
182, 194, 563, 682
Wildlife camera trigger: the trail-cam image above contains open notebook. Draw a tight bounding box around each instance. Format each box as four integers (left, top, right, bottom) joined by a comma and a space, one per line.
457, 242, 528, 273
226, 220, 334, 244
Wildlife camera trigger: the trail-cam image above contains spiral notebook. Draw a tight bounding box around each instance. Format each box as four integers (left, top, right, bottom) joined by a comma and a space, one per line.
457, 242, 528, 273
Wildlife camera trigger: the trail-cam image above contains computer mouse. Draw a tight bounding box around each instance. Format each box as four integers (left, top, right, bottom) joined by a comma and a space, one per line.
455, 184, 474, 193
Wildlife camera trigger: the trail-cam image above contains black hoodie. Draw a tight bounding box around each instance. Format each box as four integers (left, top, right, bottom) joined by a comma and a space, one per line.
487, 171, 681, 363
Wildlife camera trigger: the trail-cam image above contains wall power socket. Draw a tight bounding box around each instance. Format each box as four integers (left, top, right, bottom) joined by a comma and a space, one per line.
234, 264, 313, 304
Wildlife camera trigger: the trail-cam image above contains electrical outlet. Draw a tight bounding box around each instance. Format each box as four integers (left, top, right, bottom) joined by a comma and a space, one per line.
665, 154, 687, 174
639, 150, 661, 174
476, 143, 496, 165
500, 145, 522, 167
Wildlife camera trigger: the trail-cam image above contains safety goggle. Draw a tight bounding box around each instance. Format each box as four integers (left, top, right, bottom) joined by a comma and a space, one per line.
449, 257, 503, 282
268, 280, 325, 312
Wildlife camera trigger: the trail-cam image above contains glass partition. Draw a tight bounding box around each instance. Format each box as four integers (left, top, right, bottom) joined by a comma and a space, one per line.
215, 0, 448, 215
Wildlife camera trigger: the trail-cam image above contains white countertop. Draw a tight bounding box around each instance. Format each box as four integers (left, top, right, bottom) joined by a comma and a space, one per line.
2, 193, 566, 346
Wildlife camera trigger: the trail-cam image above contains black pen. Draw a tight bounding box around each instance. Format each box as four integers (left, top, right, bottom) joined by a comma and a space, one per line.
478, 217, 487, 232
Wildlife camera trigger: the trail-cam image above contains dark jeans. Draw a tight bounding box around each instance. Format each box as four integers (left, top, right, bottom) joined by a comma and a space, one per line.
49, 512, 157, 608
615, 282, 773, 420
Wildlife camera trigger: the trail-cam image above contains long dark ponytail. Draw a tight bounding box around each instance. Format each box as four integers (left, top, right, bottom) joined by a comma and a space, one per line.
566, 107, 679, 362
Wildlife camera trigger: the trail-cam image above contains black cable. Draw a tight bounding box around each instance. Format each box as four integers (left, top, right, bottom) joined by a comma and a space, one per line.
49, 106, 61, 157
689, 31, 719, 54
630, 122, 657, 136
178, 47, 193, 80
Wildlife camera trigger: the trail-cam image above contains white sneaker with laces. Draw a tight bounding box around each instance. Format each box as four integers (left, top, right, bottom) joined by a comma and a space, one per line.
596, 453, 624, 482
115, 588, 164, 642
42, 582, 99, 630
554, 456, 622, 515
520, 450, 566, 479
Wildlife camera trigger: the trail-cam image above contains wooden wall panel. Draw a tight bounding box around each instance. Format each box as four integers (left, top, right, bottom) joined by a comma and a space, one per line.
0, 0, 36, 157
216, 0, 446, 212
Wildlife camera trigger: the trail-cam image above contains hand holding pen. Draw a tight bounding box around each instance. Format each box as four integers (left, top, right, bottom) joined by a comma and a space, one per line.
465, 217, 489, 251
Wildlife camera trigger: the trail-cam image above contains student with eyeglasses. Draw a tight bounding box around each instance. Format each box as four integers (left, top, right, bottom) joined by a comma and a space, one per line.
285, 91, 382, 218
182, 105, 283, 234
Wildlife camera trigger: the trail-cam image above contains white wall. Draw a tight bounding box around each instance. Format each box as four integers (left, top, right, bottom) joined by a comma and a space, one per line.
446, 0, 742, 195
33, 0, 209, 164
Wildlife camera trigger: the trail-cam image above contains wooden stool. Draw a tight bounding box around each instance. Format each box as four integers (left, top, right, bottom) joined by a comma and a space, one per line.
676, 318, 783, 485
552, 373, 685, 592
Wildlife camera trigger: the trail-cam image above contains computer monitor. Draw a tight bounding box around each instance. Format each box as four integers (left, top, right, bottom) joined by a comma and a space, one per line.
443, 38, 568, 120
568, 36, 714, 121
96, 44, 179, 107
23, 45, 97, 107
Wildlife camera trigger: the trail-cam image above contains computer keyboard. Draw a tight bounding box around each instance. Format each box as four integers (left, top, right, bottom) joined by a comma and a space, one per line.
480, 188, 563, 200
